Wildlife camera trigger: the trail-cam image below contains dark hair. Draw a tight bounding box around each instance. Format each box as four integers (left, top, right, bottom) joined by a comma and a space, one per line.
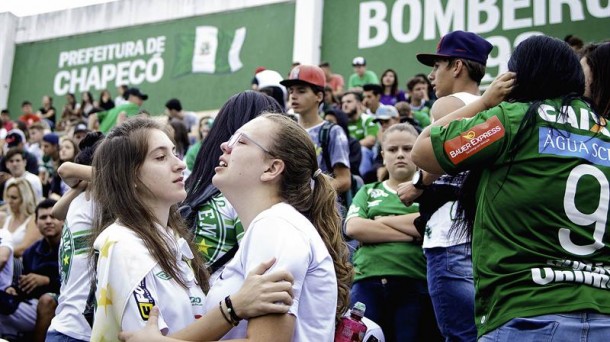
165, 98, 183, 112
169, 120, 190, 158
91, 117, 208, 290
582, 43, 610, 117
453, 35, 586, 241
75, 131, 105, 166
184, 91, 285, 210
380, 69, 399, 96
508, 36, 584, 102
362, 83, 383, 96
258, 86, 286, 109
564, 34, 584, 50
406, 77, 427, 92
445, 58, 486, 85
21, 101, 32, 107
4, 148, 25, 166
342, 91, 363, 103
319, 61, 330, 68
1, 109, 9, 115
35, 199, 57, 222
414, 73, 436, 101
262, 113, 353, 322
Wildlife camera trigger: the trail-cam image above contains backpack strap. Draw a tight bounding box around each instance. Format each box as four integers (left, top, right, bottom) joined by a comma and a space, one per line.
319, 121, 335, 172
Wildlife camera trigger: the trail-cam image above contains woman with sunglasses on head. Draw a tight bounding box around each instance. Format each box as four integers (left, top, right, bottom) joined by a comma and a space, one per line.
412, 35, 610, 341
89, 117, 294, 341
121, 113, 352, 342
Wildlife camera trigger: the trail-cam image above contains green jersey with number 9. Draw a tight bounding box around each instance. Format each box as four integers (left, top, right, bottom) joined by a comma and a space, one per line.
430, 98, 610, 337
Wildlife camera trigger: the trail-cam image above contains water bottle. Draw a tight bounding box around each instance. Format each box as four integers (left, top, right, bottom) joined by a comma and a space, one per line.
334, 302, 368, 342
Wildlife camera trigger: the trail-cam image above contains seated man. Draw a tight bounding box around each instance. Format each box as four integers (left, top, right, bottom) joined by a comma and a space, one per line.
0, 200, 62, 341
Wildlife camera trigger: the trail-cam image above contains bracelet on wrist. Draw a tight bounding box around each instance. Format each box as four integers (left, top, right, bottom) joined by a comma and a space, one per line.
219, 301, 238, 326
224, 295, 242, 324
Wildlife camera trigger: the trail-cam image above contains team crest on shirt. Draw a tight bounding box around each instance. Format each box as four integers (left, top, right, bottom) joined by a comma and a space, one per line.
444, 116, 505, 165
133, 279, 155, 320
59, 223, 72, 284
155, 271, 172, 280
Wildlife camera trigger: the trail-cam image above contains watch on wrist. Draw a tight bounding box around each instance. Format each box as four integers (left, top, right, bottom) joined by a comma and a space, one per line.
412, 169, 428, 190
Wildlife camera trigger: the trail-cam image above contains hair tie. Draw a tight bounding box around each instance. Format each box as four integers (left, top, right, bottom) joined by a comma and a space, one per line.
313, 169, 322, 178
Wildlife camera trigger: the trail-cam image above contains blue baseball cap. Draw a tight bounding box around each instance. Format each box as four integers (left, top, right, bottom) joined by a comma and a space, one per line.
416, 31, 493, 67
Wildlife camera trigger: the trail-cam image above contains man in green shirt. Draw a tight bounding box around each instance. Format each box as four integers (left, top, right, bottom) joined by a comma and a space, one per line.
347, 57, 379, 90
88, 87, 147, 133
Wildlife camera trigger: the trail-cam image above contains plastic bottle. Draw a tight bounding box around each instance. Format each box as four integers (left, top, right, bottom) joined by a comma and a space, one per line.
334, 302, 368, 342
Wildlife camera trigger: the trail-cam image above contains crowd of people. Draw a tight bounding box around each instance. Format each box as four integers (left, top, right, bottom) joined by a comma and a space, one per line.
0, 31, 608, 342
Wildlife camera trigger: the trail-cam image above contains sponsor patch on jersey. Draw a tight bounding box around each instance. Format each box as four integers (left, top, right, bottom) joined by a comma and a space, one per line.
444, 116, 505, 165
132, 279, 155, 320
539, 127, 610, 167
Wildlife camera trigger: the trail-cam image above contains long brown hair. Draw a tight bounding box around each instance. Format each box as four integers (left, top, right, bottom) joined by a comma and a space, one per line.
91, 117, 209, 291
262, 113, 353, 322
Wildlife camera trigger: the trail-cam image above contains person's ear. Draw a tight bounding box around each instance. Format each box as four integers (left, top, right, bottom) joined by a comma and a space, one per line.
453, 59, 464, 78
261, 159, 285, 182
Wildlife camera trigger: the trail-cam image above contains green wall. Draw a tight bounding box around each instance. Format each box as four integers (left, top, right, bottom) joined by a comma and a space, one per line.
322, 0, 610, 89
8, 2, 295, 115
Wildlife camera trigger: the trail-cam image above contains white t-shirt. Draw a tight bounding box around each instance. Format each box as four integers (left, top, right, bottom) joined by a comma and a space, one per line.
204, 202, 337, 341
91, 223, 205, 340
0, 228, 14, 290
48, 192, 94, 341
7, 172, 43, 201
423, 92, 478, 249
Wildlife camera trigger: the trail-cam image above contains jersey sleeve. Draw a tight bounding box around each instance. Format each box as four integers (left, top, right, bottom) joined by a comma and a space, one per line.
240, 217, 311, 317
430, 106, 510, 174
121, 272, 170, 334
345, 186, 370, 222
328, 125, 351, 169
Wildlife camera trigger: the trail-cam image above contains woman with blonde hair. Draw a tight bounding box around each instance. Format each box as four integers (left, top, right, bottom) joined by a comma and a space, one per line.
121, 113, 352, 341
1, 179, 39, 257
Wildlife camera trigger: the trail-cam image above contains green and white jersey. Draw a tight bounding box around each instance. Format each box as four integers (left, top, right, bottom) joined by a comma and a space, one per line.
430, 98, 610, 337
346, 181, 426, 282
348, 113, 379, 141
49, 192, 94, 340
193, 193, 244, 267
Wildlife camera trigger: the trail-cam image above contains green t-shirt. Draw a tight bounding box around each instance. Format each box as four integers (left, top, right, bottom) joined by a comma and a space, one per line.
346, 181, 426, 282
430, 98, 610, 337
348, 113, 379, 141
193, 193, 244, 266
347, 70, 379, 90
412, 102, 432, 127
97, 102, 141, 133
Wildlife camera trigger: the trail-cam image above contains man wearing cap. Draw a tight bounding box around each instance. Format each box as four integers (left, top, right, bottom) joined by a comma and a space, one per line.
280, 65, 351, 195
2, 130, 39, 175
88, 87, 147, 133
347, 57, 379, 90
72, 123, 90, 146
397, 30, 493, 342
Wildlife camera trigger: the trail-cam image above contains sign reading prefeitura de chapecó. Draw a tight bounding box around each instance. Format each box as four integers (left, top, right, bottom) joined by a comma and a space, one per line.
7, 2, 295, 114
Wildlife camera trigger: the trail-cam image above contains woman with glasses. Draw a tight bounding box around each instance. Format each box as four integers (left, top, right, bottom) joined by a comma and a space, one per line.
121, 113, 352, 342
89, 117, 294, 341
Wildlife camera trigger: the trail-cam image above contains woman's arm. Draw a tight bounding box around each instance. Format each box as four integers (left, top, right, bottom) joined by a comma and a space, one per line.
412, 72, 516, 174
52, 182, 88, 220
120, 260, 295, 342
57, 162, 93, 187
345, 217, 413, 243
13, 217, 41, 258
375, 213, 421, 239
